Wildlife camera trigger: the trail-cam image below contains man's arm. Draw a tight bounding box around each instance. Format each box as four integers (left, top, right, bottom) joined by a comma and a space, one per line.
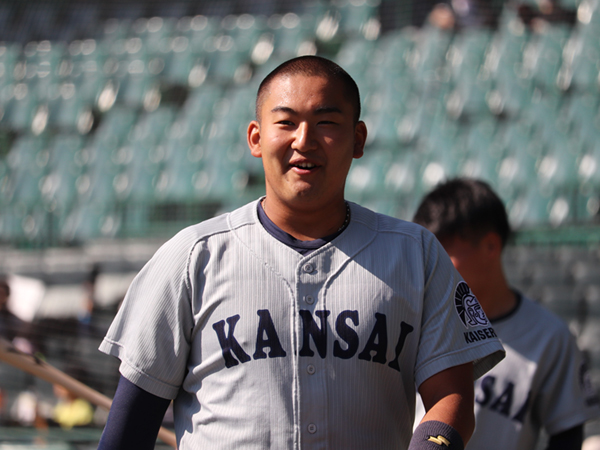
98, 375, 171, 450
546, 425, 583, 450
410, 362, 475, 450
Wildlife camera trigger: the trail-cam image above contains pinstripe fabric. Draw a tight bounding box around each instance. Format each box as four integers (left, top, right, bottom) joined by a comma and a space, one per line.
99, 199, 504, 449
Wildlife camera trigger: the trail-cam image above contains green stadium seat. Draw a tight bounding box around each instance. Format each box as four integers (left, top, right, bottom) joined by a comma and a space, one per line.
393, 92, 442, 144
113, 161, 160, 204
346, 148, 394, 199
92, 106, 138, 147
575, 189, 600, 223
495, 143, 539, 200
362, 107, 403, 148
219, 84, 257, 125
337, 0, 380, 39
485, 8, 532, 102
491, 74, 534, 118
0, 42, 22, 88
364, 32, 413, 104
560, 30, 600, 92
176, 14, 218, 42
98, 34, 164, 109
78, 164, 117, 207
1, 83, 39, 132
3, 134, 48, 206
523, 24, 571, 91
162, 16, 218, 86
60, 201, 121, 243
409, 26, 453, 89
130, 16, 177, 55
182, 82, 224, 124
459, 122, 502, 185
221, 14, 267, 56
417, 152, 460, 195
102, 18, 134, 44
40, 134, 86, 210
0, 205, 23, 243
268, 13, 317, 60
574, 0, 600, 35
63, 40, 109, 109
312, 6, 343, 49
578, 139, 600, 190
103, 106, 176, 204
563, 93, 600, 149
174, 153, 250, 205
536, 136, 579, 194
382, 150, 421, 197
162, 35, 203, 86
128, 105, 176, 148
335, 36, 378, 91
506, 184, 552, 228
448, 28, 493, 84
47, 83, 95, 133
154, 144, 205, 202
446, 78, 493, 120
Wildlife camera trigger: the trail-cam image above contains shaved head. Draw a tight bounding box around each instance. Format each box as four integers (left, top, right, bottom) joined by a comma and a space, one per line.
255, 55, 361, 123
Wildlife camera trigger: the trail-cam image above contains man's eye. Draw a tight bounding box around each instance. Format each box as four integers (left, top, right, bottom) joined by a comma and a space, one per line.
277, 120, 294, 126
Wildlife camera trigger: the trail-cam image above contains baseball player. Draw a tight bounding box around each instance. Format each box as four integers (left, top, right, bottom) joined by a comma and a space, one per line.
97, 56, 504, 449
413, 178, 600, 450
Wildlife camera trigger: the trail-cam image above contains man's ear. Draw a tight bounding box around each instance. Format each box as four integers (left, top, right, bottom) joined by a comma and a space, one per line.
247, 120, 261, 158
353, 121, 367, 159
481, 232, 503, 259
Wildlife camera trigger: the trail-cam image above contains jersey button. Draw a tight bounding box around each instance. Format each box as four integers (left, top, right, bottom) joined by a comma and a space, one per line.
305, 295, 314, 305
303, 263, 314, 273
307, 364, 316, 375
307, 423, 317, 434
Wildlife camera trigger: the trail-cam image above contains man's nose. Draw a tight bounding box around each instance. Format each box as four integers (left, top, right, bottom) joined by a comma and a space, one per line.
292, 122, 316, 152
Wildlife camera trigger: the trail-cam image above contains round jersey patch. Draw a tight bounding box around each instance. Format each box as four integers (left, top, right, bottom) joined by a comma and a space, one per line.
454, 281, 489, 328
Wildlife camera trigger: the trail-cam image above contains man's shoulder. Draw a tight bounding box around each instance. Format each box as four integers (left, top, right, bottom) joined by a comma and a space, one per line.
498, 294, 576, 350
349, 202, 433, 243
519, 295, 573, 332
157, 201, 258, 254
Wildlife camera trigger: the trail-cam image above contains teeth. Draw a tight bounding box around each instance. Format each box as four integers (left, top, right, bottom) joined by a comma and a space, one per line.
296, 162, 315, 169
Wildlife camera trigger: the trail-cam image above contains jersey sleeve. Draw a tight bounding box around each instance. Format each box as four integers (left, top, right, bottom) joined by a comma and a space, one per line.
414, 231, 505, 389
99, 227, 202, 399
535, 324, 600, 435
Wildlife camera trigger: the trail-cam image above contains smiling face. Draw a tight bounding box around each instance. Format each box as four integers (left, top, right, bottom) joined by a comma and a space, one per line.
248, 73, 366, 214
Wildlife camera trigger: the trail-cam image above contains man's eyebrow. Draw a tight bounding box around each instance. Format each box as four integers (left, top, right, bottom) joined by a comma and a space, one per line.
270, 106, 343, 114
271, 106, 295, 114
315, 106, 343, 115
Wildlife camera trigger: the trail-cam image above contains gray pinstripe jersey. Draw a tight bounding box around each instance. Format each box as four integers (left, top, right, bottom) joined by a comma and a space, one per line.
99, 199, 504, 449
466, 295, 600, 449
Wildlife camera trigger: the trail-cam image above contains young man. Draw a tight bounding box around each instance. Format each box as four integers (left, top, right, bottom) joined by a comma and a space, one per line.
97, 57, 504, 449
413, 178, 600, 450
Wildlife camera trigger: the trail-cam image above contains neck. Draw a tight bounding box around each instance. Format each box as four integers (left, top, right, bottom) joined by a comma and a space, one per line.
261, 196, 349, 241
473, 266, 517, 320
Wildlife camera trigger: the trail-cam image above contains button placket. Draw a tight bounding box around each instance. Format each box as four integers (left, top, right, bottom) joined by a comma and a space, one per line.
297, 257, 327, 446
303, 262, 314, 273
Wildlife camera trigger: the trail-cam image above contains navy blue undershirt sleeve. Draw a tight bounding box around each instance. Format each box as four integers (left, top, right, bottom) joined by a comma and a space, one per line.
98, 375, 171, 450
409, 421, 464, 450
545, 425, 583, 450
